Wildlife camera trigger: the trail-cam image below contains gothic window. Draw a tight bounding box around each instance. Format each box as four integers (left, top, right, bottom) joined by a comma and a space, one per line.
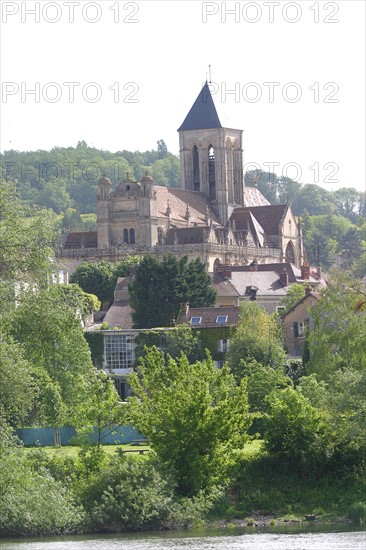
285, 241, 295, 263
192, 145, 200, 191
226, 141, 234, 203
208, 145, 216, 200
129, 228, 135, 244
123, 228, 129, 243
157, 227, 164, 245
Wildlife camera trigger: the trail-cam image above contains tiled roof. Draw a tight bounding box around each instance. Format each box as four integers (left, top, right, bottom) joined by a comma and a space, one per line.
178, 82, 222, 132
178, 305, 241, 328
244, 187, 271, 207
104, 301, 133, 330
64, 231, 97, 249
155, 186, 221, 226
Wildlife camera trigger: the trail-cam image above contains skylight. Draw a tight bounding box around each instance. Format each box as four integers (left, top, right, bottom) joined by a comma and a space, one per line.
216, 315, 228, 324
190, 316, 202, 325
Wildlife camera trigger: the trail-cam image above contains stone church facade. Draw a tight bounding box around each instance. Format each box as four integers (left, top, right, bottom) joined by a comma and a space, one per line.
63, 82, 304, 271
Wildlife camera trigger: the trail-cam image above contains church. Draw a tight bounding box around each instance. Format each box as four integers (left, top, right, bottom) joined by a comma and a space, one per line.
63, 82, 304, 271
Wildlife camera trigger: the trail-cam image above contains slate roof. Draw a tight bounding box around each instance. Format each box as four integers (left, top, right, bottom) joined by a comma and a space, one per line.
178, 81, 222, 132
64, 231, 97, 249
164, 226, 207, 245
178, 305, 241, 328
210, 272, 240, 297
228, 271, 288, 297
232, 204, 288, 236
155, 186, 221, 225
104, 301, 133, 330
227, 263, 322, 285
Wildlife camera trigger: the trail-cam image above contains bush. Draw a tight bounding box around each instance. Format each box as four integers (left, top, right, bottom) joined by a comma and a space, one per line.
0, 448, 84, 536
348, 502, 366, 523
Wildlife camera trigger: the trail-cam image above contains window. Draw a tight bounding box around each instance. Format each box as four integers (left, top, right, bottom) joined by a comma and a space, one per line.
129, 228, 135, 244
123, 229, 129, 243
190, 316, 202, 325
218, 338, 230, 352
294, 322, 304, 338
104, 334, 135, 370
216, 315, 228, 324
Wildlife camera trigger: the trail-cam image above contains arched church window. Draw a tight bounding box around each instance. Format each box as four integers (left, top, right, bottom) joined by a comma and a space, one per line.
192, 145, 200, 191
285, 241, 295, 263
157, 227, 164, 245
208, 144, 216, 200
129, 228, 135, 244
123, 228, 129, 243
213, 258, 221, 272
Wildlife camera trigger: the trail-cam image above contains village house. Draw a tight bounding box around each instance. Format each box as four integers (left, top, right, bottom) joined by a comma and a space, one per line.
281, 287, 320, 357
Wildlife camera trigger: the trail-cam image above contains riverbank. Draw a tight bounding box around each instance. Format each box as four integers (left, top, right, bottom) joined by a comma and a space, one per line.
1, 442, 365, 538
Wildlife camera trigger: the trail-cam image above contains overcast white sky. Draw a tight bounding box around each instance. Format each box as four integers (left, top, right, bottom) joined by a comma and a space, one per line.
1, 0, 365, 192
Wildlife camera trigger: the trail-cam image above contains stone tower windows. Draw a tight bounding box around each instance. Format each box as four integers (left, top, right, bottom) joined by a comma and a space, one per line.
123, 228, 136, 244
192, 145, 200, 191
208, 144, 216, 200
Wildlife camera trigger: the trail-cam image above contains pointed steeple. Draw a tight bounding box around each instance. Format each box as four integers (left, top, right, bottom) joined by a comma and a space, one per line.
178, 81, 222, 131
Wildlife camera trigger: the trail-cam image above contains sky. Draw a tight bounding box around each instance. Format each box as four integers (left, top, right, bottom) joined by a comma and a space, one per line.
1, 0, 365, 192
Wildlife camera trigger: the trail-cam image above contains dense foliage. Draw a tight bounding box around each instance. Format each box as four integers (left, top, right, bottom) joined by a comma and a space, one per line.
128, 254, 216, 328
1, 140, 180, 215
70, 257, 140, 306
128, 348, 251, 496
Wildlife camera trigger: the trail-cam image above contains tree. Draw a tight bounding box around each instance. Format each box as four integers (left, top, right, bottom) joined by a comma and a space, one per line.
280, 283, 306, 313
226, 301, 286, 381
134, 324, 205, 365
263, 387, 329, 472
0, 336, 35, 427
70, 257, 139, 306
9, 285, 98, 426
157, 139, 168, 159
75, 370, 124, 448
128, 348, 251, 496
0, 179, 56, 306
128, 254, 216, 329
306, 271, 366, 380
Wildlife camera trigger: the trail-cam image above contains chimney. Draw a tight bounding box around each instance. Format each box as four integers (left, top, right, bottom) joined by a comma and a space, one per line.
249, 259, 258, 272
280, 268, 289, 286
301, 263, 310, 280
181, 302, 189, 317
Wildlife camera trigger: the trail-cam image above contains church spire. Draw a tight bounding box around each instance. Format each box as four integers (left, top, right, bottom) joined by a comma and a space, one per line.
178, 81, 222, 132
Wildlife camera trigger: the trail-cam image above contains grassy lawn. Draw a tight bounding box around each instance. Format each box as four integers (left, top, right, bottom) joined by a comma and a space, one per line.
22, 440, 263, 458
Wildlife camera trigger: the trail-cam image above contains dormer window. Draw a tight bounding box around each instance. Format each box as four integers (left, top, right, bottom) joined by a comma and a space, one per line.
216, 315, 228, 324
190, 316, 202, 325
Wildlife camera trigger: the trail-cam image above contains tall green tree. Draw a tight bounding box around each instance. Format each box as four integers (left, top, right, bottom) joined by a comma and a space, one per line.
226, 301, 286, 381
0, 179, 56, 309
306, 271, 366, 380
70, 257, 139, 306
128, 348, 251, 496
128, 254, 216, 328
9, 285, 97, 426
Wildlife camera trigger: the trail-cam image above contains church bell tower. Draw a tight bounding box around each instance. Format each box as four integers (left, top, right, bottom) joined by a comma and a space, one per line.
178, 81, 244, 226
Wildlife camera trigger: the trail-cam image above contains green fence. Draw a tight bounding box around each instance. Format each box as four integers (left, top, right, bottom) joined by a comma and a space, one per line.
16, 425, 145, 447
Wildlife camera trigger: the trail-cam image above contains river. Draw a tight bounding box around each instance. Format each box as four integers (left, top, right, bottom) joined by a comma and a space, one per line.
1, 525, 365, 550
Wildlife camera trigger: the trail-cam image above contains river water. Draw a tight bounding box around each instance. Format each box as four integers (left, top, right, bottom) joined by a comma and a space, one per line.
1, 526, 365, 550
